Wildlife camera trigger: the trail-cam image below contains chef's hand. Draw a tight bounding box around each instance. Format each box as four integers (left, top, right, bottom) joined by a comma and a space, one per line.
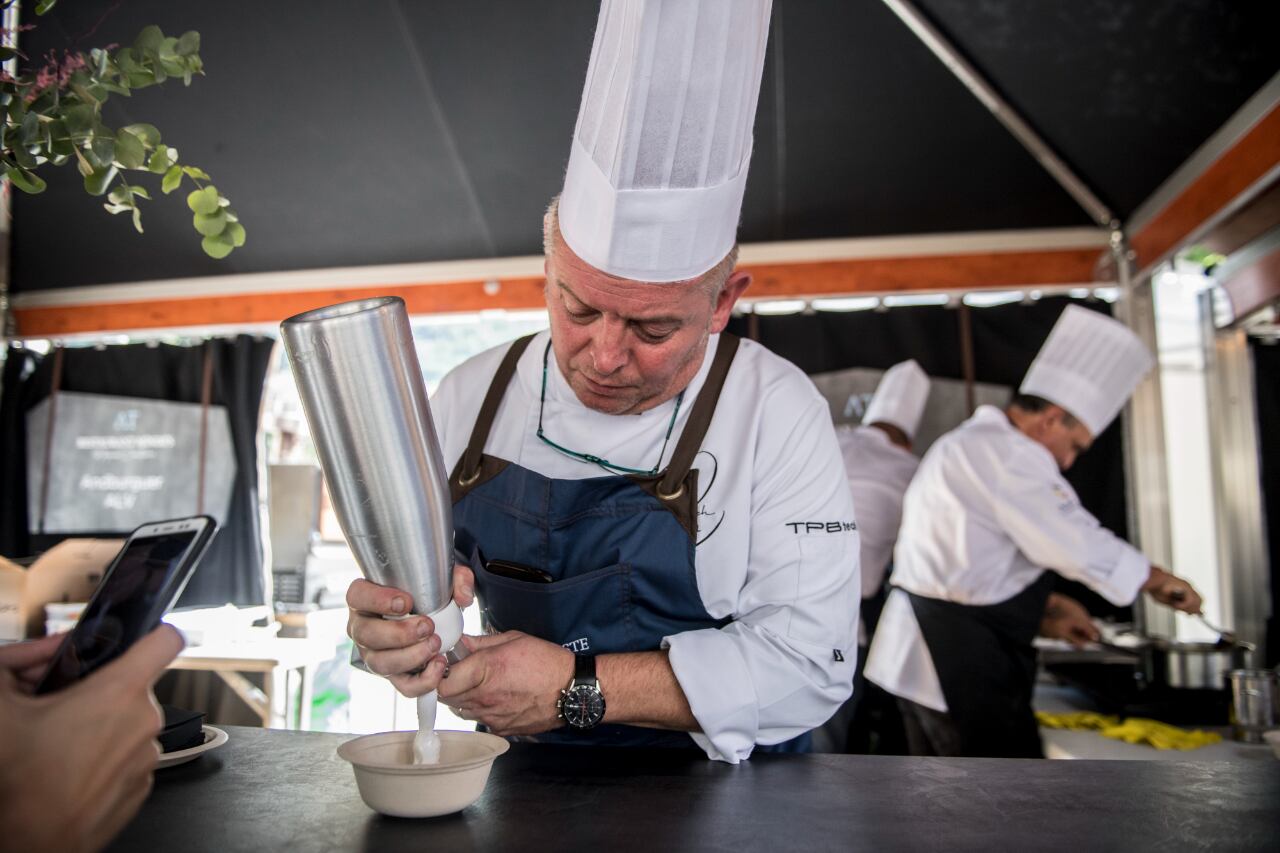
1039, 593, 1099, 647
345, 563, 475, 698
0, 624, 183, 853
1142, 566, 1203, 615
439, 631, 575, 736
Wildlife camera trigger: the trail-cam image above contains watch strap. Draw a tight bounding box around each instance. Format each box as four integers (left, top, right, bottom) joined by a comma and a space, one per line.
574, 653, 596, 685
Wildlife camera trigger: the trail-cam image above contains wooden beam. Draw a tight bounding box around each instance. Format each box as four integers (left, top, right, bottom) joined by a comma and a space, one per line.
1218, 245, 1280, 321
1130, 103, 1280, 273
12, 247, 1107, 337
741, 248, 1103, 298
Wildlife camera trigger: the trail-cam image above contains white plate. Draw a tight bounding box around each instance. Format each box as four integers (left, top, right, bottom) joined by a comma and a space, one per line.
157, 725, 228, 769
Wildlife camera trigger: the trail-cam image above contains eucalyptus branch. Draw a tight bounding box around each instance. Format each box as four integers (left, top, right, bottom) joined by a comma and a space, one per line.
1, 11, 244, 258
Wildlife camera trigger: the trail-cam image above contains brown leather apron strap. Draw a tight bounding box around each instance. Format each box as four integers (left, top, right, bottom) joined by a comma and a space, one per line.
457, 333, 537, 486
657, 333, 740, 498
197, 342, 215, 516
37, 346, 66, 535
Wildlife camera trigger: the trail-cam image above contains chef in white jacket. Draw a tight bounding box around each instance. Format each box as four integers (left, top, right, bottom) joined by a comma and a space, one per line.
343, 0, 860, 763
815, 360, 928, 752
865, 305, 1202, 758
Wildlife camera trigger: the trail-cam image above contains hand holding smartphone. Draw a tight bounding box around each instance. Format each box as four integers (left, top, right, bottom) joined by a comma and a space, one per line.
35, 515, 217, 695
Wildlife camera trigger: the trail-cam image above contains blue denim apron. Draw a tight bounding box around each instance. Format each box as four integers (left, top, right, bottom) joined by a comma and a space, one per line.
449, 333, 807, 751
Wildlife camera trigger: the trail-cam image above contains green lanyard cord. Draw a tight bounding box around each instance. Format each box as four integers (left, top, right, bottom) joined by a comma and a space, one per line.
536, 340, 683, 476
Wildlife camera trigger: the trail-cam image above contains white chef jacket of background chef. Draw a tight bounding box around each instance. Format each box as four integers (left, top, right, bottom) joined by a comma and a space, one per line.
839, 425, 919, 601
430, 330, 861, 762
864, 405, 1149, 712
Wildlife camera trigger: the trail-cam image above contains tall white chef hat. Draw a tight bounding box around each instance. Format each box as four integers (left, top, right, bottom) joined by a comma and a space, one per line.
559, 0, 774, 283
1019, 305, 1155, 436
863, 359, 931, 439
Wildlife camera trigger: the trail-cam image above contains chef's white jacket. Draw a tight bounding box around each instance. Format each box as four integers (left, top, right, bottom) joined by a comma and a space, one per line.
864, 405, 1149, 712
431, 331, 860, 762
837, 425, 919, 601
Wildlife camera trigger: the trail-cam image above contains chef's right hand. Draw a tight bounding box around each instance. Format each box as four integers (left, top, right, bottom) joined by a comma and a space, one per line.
345, 563, 475, 698
1142, 566, 1203, 615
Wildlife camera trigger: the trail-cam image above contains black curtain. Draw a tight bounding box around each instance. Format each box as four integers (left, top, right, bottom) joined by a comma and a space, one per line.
1250, 339, 1279, 668
0, 336, 275, 608
728, 296, 1131, 618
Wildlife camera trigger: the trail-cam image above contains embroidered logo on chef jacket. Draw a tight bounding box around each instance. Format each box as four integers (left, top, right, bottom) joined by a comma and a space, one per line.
694, 451, 726, 546
784, 521, 858, 534
1051, 484, 1077, 513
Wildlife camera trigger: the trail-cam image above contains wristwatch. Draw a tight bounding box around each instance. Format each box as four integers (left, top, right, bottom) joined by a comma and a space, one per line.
557, 654, 606, 730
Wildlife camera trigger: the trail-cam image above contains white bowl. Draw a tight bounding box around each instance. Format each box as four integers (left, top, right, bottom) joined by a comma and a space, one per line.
1263, 730, 1280, 760
337, 730, 509, 818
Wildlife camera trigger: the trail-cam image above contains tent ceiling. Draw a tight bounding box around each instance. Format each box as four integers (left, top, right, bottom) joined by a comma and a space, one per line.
12, 0, 1279, 293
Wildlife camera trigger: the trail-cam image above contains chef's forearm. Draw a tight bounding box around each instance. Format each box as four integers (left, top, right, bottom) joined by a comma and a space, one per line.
597, 650, 701, 732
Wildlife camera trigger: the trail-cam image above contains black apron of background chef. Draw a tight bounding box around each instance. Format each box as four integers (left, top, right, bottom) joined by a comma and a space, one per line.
905, 571, 1055, 758
451, 332, 807, 751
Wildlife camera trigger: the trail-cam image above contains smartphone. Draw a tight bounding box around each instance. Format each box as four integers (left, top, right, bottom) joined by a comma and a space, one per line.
34, 516, 218, 695
485, 558, 554, 584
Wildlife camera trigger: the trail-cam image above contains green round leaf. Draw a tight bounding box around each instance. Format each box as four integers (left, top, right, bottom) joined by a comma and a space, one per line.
7, 166, 47, 194
193, 209, 228, 236
225, 221, 246, 247
176, 31, 201, 56
122, 123, 162, 148
113, 129, 145, 169
161, 164, 183, 194
134, 25, 165, 55
187, 185, 219, 214
201, 234, 235, 259
83, 164, 118, 196
89, 135, 115, 167
147, 147, 174, 174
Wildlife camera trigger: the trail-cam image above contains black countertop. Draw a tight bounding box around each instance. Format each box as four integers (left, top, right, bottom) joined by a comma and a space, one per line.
108, 726, 1279, 852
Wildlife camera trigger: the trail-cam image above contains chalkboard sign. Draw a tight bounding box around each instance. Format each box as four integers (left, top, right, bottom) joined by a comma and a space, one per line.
26, 392, 236, 533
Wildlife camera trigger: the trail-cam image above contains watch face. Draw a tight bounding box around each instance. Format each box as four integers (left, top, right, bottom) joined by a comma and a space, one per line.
561, 684, 605, 729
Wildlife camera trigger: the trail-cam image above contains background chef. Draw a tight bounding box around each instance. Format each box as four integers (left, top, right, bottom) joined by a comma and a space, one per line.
865, 305, 1203, 758
344, 0, 860, 763
814, 359, 929, 753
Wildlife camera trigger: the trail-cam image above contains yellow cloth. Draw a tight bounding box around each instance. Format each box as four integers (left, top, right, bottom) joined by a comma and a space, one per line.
1036, 711, 1222, 751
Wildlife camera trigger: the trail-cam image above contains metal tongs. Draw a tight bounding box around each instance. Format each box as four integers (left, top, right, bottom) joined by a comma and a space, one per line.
1167, 588, 1240, 645
1194, 613, 1240, 646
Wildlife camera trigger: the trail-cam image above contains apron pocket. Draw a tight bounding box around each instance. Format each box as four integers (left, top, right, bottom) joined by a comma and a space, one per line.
473, 559, 634, 653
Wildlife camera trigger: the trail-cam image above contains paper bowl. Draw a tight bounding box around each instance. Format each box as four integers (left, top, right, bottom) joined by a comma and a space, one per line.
337, 730, 509, 818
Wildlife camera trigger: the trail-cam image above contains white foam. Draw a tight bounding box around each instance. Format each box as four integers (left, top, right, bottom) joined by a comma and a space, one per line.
412, 691, 441, 764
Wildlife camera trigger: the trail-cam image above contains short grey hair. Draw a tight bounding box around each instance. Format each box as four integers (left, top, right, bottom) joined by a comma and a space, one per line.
543, 195, 737, 303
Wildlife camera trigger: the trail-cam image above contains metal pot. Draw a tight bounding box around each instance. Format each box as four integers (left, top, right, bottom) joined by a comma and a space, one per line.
1141, 638, 1255, 690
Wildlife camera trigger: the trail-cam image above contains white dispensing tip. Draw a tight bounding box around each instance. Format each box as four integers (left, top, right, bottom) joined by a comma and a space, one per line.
427, 599, 464, 658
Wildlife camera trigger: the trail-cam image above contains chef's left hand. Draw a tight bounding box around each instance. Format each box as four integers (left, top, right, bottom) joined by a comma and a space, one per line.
438, 631, 575, 736
1039, 593, 1099, 647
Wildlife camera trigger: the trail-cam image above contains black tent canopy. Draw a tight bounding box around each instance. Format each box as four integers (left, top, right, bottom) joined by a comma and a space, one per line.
10, 0, 1278, 293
